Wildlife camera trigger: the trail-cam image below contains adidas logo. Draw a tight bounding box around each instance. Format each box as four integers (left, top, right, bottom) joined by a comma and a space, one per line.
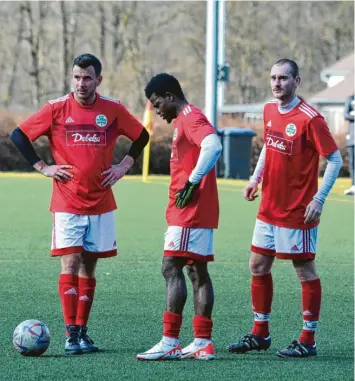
267, 120, 272, 127
303, 310, 313, 316
65, 116, 74, 123
291, 245, 299, 251
168, 241, 175, 249
79, 295, 91, 302
64, 288, 77, 295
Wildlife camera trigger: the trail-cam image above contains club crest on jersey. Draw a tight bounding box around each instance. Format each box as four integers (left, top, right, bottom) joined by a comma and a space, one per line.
285, 123, 297, 137
173, 128, 178, 141
95, 114, 107, 128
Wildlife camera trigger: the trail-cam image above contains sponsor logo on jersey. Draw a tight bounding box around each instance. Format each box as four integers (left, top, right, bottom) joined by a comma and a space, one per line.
66, 130, 106, 146
266, 134, 293, 155
95, 114, 108, 127
285, 123, 297, 137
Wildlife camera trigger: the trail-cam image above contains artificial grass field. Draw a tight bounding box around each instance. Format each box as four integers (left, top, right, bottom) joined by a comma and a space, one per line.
0, 174, 353, 381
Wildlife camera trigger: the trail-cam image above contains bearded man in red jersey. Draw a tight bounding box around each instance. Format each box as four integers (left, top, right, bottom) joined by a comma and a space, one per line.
11, 54, 149, 355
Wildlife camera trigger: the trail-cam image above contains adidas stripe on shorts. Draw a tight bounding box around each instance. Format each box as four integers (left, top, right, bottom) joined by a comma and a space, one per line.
51, 212, 117, 258
163, 226, 214, 263
251, 219, 318, 260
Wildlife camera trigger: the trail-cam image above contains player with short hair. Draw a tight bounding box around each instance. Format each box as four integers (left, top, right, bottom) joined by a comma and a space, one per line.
10, 53, 149, 355
137, 73, 222, 361
227, 58, 342, 358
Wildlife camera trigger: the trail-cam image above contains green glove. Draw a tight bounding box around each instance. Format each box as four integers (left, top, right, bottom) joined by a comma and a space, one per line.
175, 180, 198, 209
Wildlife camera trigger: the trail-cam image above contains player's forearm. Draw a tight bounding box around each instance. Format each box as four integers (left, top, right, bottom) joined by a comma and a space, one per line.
313, 150, 343, 204
128, 128, 150, 160
250, 145, 266, 184
189, 134, 222, 185
10, 127, 42, 166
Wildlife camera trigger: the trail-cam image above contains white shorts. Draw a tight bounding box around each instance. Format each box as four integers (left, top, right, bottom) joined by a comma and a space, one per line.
163, 226, 214, 263
251, 219, 318, 260
51, 212, 117, 258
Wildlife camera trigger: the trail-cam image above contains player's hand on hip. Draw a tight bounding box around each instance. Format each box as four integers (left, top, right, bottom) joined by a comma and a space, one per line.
175, 180, 198, 208
304, 199, 323, 224
101, 156, 134, 188
244, 182, 259, 201
101, 164, 127, 187
39, 164, 73, 182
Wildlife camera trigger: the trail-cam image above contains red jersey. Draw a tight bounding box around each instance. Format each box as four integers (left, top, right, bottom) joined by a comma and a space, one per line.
166, 105, 219, 228
258, 98, 338, 229
19, 93, 143, 215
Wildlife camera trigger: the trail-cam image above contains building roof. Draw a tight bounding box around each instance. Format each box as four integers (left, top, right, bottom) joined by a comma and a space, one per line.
320, 52, 354, 82
309, 72, 354, 105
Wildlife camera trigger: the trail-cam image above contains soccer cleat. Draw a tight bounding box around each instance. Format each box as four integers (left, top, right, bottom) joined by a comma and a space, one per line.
65, 325, 82, 355
227, 333, 271, 354
182, 340, 216, 360
276, 340, 317, 358
137, 339, 182, 361
79, 326, 99, 353
344, 186, 355, 196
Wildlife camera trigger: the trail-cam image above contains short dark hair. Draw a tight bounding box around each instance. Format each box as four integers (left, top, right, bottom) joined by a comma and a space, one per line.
275, 58, 299, 78
145, 73, 185, 100
73, 54, 102, 77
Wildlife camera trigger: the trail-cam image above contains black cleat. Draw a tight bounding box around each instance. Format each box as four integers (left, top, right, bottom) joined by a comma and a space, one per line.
79, 326, 99, 353
276, 340, 317, 358
227, 334, 271, 354
65, 325, 82, 355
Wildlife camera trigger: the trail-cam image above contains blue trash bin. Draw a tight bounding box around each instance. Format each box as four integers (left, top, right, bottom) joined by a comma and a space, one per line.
222, 127, 256, 180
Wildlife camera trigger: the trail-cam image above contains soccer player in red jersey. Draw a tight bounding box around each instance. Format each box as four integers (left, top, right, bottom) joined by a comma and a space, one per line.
10, 54, 149, 355
137, 73, 222, 361
227, 59, 343, 358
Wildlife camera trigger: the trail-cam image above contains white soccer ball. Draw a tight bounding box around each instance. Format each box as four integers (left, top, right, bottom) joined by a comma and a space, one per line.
13, 319, 51, 356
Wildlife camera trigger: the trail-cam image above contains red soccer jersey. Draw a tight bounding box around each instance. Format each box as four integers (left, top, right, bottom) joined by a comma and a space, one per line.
19, 93, 143, 215
166, 104, 219, 228
258, 98, 338, 229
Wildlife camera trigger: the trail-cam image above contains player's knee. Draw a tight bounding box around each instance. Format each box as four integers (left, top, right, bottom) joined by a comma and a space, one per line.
162, 258, 183, 280
61, 253, 81, 274
186, 264, 209, 286
293, 260, 318, 281
186, 265, 198, 283
249, 256, 271, 275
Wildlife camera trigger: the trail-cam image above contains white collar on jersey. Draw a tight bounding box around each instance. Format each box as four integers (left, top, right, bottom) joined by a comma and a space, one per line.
278, 96, 300, 114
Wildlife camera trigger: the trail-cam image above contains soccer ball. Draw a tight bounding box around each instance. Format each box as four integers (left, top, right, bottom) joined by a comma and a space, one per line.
13, 319, 51, 356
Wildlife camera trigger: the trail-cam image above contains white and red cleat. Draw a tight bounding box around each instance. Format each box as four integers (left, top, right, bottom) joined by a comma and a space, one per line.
182, 339, 216, 360
137, 339, 182, 361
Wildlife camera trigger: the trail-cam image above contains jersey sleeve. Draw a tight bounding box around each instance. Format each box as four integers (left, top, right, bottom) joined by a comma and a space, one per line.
19, 103, 52, 141
184, 114, 216, 146
306, 116, 338, 158
116, 103, 144, 141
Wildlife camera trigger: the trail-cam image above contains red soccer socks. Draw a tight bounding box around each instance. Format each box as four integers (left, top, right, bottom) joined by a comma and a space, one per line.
298, 278, 321, 345
163, 311, 183, 339
250, 273, 273, 338
59, 274, 79, 326
76, 277, 96, 326
193, 315, 213, 340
